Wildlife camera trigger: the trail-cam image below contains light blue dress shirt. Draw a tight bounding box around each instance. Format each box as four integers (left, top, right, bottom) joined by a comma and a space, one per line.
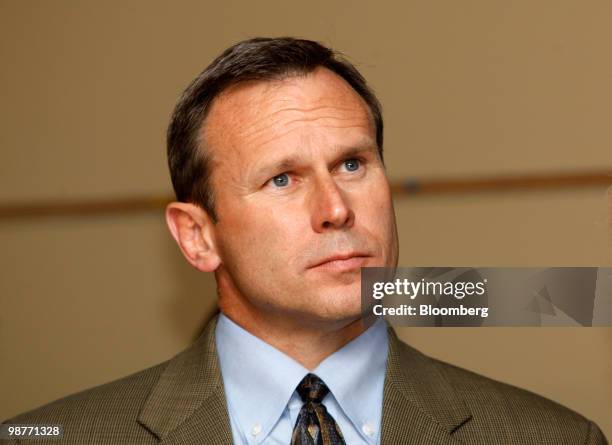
215, 313, 389, 445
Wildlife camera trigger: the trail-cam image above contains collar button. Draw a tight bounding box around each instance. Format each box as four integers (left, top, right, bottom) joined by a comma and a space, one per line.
251, 424, 262, 436
362, 423, 375, 437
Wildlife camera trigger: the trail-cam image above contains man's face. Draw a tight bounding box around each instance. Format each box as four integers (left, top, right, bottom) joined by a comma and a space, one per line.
204, 67, 399, 326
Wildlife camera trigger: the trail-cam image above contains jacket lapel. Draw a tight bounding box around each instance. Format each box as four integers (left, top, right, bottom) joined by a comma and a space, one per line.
138, 311, 233, 445
381, 326, 472, 444
138, 313, 472, 444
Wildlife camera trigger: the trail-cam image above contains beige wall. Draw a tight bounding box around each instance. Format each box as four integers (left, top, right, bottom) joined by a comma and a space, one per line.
1, 0, 610, 437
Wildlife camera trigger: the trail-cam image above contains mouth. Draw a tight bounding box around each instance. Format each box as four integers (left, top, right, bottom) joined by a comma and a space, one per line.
308, 252, 371, 273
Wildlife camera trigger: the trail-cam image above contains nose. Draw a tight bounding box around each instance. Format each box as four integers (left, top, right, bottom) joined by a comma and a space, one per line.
310, 173, 354, 232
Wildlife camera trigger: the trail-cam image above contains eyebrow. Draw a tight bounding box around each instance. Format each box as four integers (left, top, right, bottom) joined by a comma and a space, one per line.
253, 144, 379, 180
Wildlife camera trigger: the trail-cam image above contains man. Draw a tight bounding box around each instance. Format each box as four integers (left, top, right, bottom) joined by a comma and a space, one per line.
3, 37, 607, 444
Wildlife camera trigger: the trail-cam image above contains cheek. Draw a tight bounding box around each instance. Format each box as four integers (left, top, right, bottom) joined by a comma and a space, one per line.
219, 204, 302, 273
356, 184, 398, 258
360, 184, 394, 227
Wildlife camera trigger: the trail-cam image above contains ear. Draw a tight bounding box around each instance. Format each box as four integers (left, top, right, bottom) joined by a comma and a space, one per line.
165, 202, 221, 272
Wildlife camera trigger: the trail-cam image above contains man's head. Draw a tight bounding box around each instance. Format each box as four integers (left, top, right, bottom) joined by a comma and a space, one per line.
166, 37, 399, 331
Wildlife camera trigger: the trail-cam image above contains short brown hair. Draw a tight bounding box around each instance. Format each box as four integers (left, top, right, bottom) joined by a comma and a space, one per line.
166, 37, 384, 222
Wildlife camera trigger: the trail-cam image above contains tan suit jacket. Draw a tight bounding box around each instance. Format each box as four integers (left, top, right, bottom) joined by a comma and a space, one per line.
3, 313, 608, 444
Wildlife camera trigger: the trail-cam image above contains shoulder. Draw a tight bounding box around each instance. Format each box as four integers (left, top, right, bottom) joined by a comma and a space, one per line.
435, 355, 608, 444
390, 333, 608, 444
3, 360, 169, 443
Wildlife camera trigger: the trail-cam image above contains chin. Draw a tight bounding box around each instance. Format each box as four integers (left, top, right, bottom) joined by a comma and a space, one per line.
308, 293, 363, 323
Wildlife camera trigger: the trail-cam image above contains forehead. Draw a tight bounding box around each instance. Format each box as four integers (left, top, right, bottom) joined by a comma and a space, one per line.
201, 67, 376, 168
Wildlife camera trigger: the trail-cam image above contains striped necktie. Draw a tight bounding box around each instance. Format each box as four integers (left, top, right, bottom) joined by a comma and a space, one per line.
290, 373, 346, 445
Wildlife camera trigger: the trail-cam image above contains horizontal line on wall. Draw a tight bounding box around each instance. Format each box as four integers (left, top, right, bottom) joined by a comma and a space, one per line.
1, 169, 611, 219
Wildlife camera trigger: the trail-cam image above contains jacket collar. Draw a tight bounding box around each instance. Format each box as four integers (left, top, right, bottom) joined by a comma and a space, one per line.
380, 324, 473, 444
138, 312, 472, 444
138, 309, 233, 445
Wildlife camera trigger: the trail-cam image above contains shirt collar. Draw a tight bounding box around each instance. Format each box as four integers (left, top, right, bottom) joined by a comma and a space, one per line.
215, 313, 389, 444
313, 316, 389, 440
215, 314, 308, 443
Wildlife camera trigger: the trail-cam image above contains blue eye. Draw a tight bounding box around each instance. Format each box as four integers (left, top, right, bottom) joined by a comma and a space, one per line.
344, 158, 360, 172
272, 173, 290, 187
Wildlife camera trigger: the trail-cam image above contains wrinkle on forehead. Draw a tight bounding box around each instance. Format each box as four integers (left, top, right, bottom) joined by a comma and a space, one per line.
240, 104, 363, 140
242, 115, 372, 153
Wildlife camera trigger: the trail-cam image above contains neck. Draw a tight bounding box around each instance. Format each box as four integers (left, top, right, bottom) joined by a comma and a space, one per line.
216, 271, 367, 370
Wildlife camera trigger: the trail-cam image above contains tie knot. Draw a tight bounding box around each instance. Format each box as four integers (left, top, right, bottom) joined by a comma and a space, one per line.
296, 373, 329, 404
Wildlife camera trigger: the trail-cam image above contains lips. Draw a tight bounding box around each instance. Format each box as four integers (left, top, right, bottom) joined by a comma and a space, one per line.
309, 252, 370, 272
